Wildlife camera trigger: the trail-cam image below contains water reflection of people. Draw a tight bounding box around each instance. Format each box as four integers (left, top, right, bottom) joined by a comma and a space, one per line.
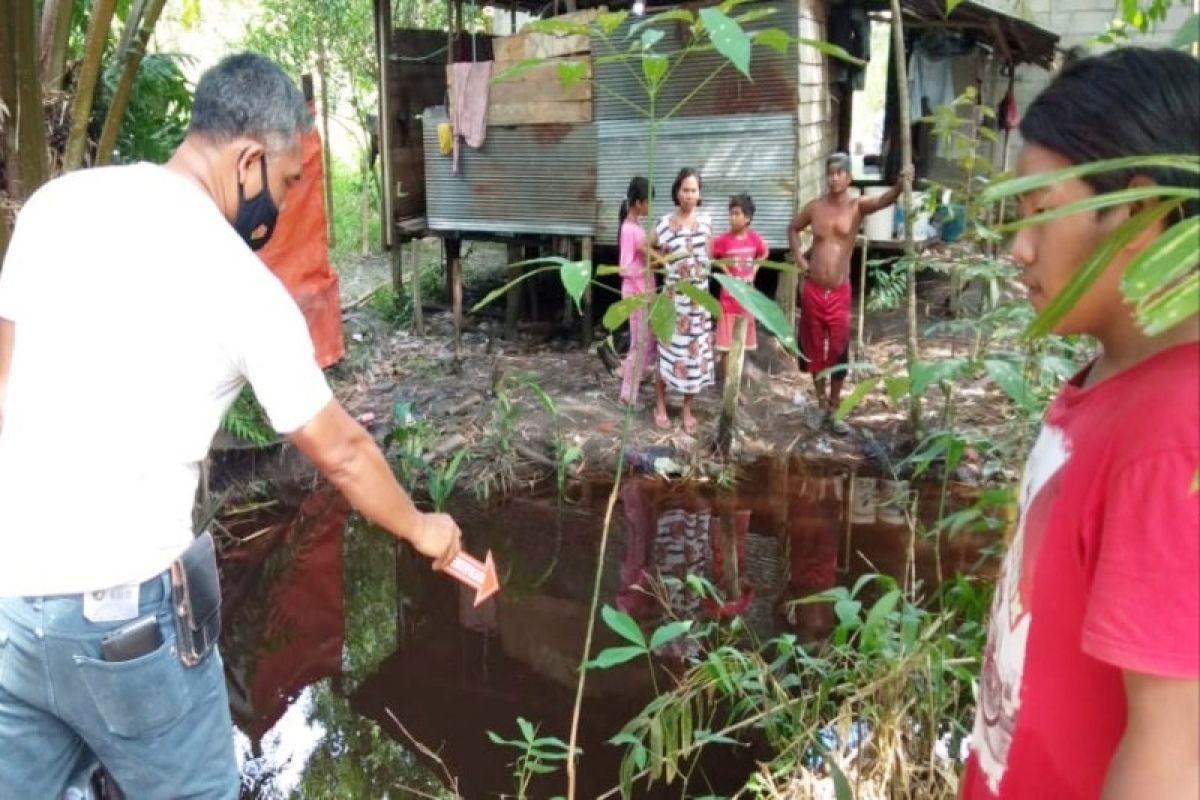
779, 477, 841, 642
618, 482, 753, 661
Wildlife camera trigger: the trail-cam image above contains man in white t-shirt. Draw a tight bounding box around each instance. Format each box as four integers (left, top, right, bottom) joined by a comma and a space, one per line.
0, 54, 461, 798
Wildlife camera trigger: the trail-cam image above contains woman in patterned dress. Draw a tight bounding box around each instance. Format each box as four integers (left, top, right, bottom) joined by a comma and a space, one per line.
653, 167, 714, 434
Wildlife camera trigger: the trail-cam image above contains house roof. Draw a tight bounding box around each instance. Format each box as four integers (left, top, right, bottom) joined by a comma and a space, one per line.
483, 0, 1060, 68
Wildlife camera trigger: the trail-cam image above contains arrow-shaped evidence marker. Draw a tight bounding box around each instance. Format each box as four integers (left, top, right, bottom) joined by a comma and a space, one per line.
444, 549, 500, 607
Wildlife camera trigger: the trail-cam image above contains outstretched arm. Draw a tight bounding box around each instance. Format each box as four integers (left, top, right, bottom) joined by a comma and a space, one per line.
0, 319, 12, 432
859, 166, 915, 216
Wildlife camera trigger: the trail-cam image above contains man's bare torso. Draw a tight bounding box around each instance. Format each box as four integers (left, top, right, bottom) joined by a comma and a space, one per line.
806, 195, 862, 290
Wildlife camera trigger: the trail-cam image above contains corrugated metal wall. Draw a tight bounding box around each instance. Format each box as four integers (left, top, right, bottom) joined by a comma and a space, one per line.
596, 114, 797, 249
422, 106, 598, 236
591, 1, 800, 120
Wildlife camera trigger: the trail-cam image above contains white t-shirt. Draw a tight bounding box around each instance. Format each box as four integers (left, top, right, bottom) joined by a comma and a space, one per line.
0, 164, 333, 596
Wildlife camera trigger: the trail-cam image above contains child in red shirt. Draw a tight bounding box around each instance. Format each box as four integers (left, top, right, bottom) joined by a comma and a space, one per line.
710, 194, 767, 385
961, 47, 1199, 800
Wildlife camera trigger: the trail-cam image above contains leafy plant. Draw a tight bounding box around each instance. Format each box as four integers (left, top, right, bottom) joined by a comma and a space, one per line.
220, 385, 276, 447
426, 448, 467, 513
487, 718, 576, 800
383, 400, 431, 492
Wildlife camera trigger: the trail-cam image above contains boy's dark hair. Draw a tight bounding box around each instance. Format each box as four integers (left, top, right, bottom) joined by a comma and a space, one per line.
671, 167, 703, 207
1021, 47, 1199, 218
729, 193, 756, 220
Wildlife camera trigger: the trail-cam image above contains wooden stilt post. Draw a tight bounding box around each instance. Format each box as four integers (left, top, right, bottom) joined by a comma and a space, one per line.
391, 236, 404, 294
448, 237, 464, 367
411, 238, 425, 337
580, 236, 594, 346
506, 240, 522, 340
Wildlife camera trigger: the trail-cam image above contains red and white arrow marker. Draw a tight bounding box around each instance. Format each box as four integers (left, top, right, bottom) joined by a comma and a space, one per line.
444, 549, 500, 607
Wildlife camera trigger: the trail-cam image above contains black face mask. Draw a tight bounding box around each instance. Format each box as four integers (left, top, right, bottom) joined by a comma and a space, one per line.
233, 154, 279, 251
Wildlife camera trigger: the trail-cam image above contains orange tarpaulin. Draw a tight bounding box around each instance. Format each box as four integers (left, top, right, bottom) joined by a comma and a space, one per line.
257, 112, 344, 368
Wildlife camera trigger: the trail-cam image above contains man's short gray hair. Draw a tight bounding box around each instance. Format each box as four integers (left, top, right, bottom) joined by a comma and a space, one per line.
826, 152, 852, 173
188, 53, 310, 152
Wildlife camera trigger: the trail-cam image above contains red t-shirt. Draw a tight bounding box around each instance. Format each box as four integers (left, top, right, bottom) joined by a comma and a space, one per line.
962, 342, 1200, 799
711, 229, 767, 315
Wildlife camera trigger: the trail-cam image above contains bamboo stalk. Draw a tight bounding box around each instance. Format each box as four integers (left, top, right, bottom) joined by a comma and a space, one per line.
94, 0, 167, 166
889, 0, 921, 435
0, 4, 20, 199
317, 37, 337, 249
63, 0, 117, 170
39, 0, 75, 91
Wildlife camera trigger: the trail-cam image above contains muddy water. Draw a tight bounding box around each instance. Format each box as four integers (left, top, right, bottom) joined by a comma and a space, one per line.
219, 458, 998, 798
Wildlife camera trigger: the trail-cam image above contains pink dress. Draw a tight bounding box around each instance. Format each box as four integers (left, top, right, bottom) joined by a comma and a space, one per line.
619, 218, 656, 403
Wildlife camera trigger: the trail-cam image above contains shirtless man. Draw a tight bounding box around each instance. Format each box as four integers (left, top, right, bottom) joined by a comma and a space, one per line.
788, 153, 911, 433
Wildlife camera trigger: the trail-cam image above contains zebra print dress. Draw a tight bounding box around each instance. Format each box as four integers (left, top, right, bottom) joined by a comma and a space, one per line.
656, 212, 715, 395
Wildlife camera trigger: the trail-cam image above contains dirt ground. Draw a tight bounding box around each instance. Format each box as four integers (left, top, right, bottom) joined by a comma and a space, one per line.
317, 243, 1036, 497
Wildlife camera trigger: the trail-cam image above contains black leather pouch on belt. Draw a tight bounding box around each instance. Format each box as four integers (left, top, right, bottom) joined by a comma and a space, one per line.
170, 531, 221, 667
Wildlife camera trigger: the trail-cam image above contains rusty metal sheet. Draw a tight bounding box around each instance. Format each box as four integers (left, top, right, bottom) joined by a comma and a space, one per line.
422, 106, 598, 236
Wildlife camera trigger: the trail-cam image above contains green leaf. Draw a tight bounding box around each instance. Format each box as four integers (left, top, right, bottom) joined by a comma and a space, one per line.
795, 36, 861, 65
584, 645, 646, 669
909, 358, 967, 396
733, 8, 777, 25
597, 9, 629, 36
676, 280, 723, 319
649, 291, 677, 343
601, 604, 647, 647
694, 729, 739, 746
640, 28, 665, 50
833, 376, 879, 422
1026, 199, 1184, 339
830, 759, 854, 800
1122, 216, 1200, 302
834, 598, 862, 627
649, 620, 693, 650
712, 273, 797, 353
699, 7, 752, 78
642, 53, 668, 88
560, 259, 592, 312
994, 186, 1198, 233
556, 60, 588, 88
980, 155, 1200, 203
864, 589, 901, 633
491, 58, 549, 85
629, 8, 694, 38
753, 27, 791, 55
1171, 13, 1200, 49
1136, 270, 1199, 336
603, 295, 646, 331
945, 0, 964, 14
471, 264, 562, 312
884, 375, 910, 403
984, 358, 1033, 411
487, 730, 515, 747
517, 717, 536, 742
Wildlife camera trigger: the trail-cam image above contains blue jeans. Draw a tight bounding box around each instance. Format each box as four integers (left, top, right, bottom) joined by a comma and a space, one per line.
0, 571, 238, 799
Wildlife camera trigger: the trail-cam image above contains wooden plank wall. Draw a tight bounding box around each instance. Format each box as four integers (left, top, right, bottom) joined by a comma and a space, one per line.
387, 29, 450, 227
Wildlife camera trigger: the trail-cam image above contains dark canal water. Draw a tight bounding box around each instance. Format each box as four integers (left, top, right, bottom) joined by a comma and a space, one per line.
219, 458, 997, 798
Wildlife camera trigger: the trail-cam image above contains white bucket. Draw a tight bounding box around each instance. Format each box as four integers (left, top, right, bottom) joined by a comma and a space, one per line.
863, 187, 893, 241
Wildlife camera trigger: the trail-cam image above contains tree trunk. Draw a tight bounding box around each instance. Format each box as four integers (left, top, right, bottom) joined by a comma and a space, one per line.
890, 0, 921, 436
410, 238, 425, 336
13, 0, 49, 200
63, 0, 117, 170
317, 37, 337, 250
95, 0, 167, 166
0, 3, 20, 199
360, 155, 371, 256
39, 0, 75, 91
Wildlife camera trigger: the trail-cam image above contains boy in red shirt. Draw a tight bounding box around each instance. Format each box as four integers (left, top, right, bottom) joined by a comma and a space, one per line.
961, 48, 1199, 799
711, 193, 767, 390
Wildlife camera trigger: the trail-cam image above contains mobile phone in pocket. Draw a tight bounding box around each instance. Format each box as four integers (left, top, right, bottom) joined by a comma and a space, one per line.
99, 615, 163, 662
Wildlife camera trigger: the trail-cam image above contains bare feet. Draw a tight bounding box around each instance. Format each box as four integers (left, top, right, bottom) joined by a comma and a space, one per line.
682, 413, 699, 435
654, 406, 671, 430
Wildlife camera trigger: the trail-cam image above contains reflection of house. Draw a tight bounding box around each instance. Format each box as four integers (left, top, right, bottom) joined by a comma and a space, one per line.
370, 0, 1059, 339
